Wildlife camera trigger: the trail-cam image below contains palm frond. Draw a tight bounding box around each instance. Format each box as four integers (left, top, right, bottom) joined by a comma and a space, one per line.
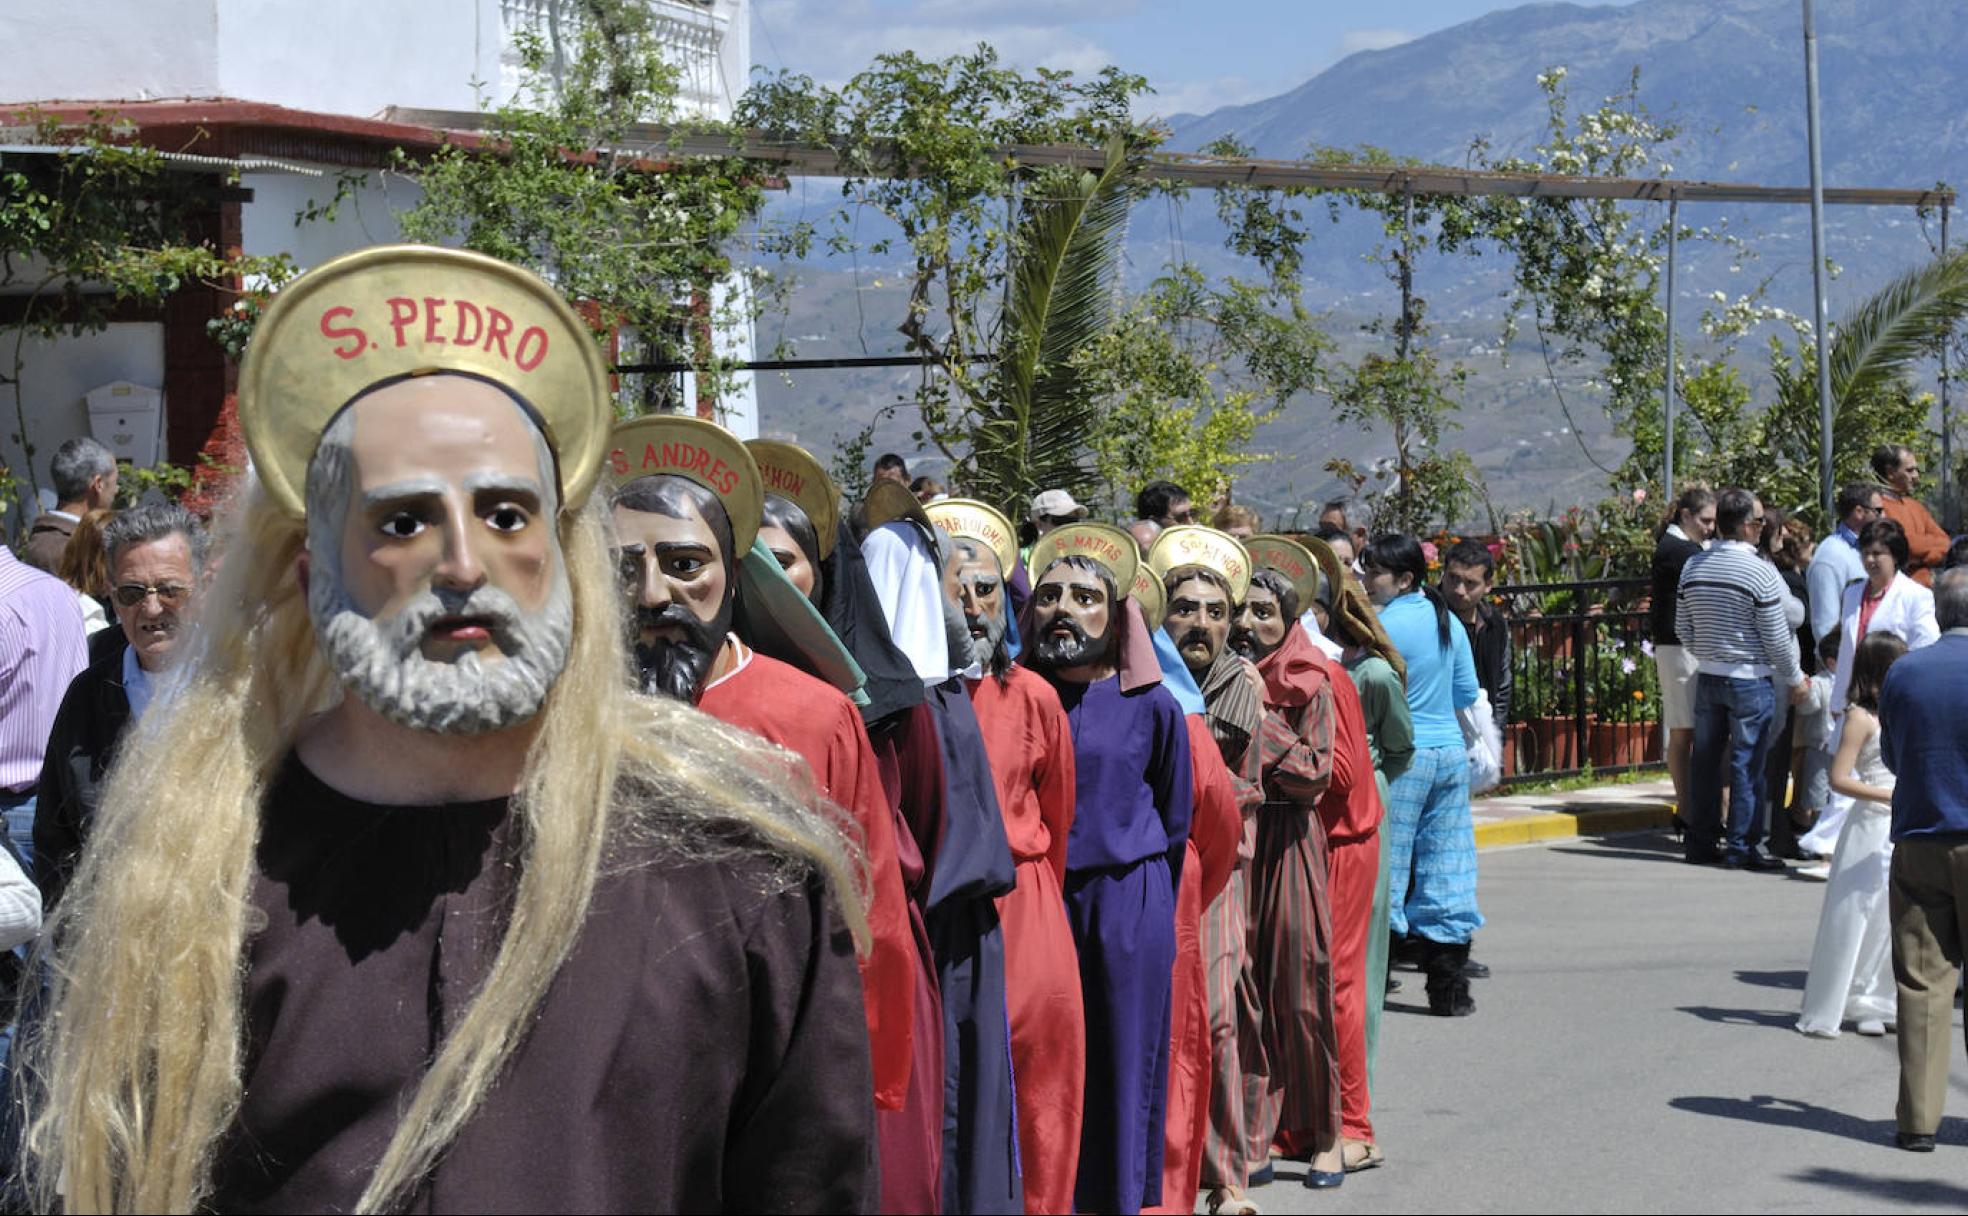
1828, 247, 1968, 407
972, 137, 1137, 513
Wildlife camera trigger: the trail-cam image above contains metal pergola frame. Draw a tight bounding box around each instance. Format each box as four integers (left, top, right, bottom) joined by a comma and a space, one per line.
383, 107, 1960, 519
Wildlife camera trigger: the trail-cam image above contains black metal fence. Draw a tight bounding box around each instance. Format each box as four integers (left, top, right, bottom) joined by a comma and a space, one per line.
1492, 577, 1665, 784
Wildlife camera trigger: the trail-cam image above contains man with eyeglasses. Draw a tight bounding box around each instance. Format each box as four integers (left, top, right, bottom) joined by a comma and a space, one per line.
1676, 488, 1809, 871
1874, 444, 1951, 587
1137, 479, 1196, 529
1807, 482, 1887, 647
34, 503, 207, 908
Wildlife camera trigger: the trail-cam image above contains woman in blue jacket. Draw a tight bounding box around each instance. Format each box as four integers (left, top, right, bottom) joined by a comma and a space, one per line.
1360, 534, 1484, 1017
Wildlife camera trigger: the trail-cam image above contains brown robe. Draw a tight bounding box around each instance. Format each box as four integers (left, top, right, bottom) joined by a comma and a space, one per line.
211, 757, 877, 1213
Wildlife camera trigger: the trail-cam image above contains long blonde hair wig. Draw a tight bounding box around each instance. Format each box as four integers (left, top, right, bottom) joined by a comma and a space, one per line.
21, 481, 868, 1214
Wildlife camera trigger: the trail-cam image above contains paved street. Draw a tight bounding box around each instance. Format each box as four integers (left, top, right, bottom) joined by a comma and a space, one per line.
1247, 829, 1968, 1214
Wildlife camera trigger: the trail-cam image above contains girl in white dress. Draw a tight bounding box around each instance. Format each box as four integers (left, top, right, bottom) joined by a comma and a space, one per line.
1797, 631, 1908, 1038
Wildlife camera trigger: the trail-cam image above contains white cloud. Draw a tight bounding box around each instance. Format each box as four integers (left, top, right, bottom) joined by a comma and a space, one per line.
1334, 27, 1415, 58
752, 0, 1121, 87
1139, 75, 1284, 120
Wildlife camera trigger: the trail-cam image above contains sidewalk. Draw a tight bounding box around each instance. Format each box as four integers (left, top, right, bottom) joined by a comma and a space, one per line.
1471, 776, 1675, 849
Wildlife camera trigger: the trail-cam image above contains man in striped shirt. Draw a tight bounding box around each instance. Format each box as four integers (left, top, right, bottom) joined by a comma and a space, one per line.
1675, 488, 1808, 869
0, 545, 89, 869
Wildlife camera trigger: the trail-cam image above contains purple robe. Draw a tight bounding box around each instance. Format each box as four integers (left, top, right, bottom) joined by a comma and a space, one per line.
1045, 674, 1193, 1214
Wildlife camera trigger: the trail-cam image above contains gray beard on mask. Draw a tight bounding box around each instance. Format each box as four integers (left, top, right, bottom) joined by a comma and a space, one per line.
1032, 615, 1110, 670
310, 562, 574, 736
966, 610, 1008, 671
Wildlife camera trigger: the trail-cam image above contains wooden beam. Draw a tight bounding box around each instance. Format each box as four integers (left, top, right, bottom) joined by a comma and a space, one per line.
379, 106, 1954, 209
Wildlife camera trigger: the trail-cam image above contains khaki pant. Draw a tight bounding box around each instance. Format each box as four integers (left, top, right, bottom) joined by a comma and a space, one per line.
1890, 837, 1968, 1133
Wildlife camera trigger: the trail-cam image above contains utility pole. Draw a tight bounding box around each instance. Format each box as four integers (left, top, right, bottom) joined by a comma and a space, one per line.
1943, 202, 1955, 530
1663, 196, 1679, 505
1803, 0, 1835, 520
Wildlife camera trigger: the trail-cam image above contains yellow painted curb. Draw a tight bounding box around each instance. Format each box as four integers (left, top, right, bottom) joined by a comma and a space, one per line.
1472, 805, 1674, 850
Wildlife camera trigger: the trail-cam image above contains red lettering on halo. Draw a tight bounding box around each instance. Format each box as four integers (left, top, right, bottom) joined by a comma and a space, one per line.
320, 305, 365, 359
422, 297, 448, 345
453, 300, 485, 346
609, 448, 629, 476
642, 442, 662, 471
514, 325, 548, 371
484, 308, 514, 358
385, 297, 418, 348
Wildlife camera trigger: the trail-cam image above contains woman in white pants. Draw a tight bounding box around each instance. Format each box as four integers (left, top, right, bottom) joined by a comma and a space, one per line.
1797, 631, 1908, 1038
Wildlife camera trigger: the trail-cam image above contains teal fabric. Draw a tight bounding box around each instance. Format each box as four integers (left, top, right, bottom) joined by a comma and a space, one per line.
735, 538, 870, 706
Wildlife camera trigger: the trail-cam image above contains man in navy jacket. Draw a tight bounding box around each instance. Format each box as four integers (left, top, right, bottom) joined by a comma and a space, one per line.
1878, 566, 1968, 1152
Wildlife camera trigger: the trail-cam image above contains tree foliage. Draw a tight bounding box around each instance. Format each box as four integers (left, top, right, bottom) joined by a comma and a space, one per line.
965, 139, 1136, 508
0, 111, 291, 516
739, 48, 1317, 520
394, 0, 769, 414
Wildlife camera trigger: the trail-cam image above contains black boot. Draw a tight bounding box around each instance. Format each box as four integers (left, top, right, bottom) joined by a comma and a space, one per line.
1423, 940, 1476, 1017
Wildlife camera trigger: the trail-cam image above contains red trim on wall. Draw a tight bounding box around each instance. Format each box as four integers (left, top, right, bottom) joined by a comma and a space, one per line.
8, 98, 474, 168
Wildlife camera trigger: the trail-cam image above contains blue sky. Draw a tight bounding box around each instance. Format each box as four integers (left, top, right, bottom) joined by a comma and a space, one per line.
749, 0, 1630, 119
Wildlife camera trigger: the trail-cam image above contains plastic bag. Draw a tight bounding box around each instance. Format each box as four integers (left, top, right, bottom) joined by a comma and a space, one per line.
1459, 696, 1503, 795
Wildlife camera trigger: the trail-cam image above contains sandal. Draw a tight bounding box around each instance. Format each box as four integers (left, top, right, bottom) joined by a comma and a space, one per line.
1342, 1139, 1385, 1173
1206, 1186, 1263, 1215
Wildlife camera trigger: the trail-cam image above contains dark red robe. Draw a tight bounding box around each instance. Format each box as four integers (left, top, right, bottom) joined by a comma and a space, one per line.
1250, 625, 1341, 1160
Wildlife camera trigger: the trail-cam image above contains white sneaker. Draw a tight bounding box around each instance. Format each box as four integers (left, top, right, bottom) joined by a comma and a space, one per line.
1798, 862, 1831, 881
1856, 1019, 1887, 1036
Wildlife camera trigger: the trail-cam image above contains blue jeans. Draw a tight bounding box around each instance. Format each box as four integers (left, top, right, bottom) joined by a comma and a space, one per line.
1688, 674, 1776, 858
0, 791, 31, 878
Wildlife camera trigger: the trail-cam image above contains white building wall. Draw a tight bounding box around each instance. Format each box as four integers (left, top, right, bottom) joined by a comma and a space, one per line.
1, 0, 220, 104
2, 0, 758, 514
1, 325, 165, 517
238, 172, 417, 271
216, 0, 505, 116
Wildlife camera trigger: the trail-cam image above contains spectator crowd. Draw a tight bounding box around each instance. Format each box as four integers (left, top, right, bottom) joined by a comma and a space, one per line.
1649, 447, 1968, 1155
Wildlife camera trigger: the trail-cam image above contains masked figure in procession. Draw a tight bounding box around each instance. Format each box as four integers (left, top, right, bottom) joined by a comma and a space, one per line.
929, 498, 1086, 1215
607, 416, 920, 1174
1022, 522, 1193, 1215
20, 246, 875, 1213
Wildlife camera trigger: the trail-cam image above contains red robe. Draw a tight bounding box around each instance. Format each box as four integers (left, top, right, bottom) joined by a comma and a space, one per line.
697, 650, 917, 1114
968, 666, 1083, 1215
1316, 668, 1382, 1144
1145, 715, 1241, 1215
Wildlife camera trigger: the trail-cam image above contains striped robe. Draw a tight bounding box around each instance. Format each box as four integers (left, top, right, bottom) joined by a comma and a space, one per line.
1197, 662, 1269, 1192
1249, 626, 1342, 1159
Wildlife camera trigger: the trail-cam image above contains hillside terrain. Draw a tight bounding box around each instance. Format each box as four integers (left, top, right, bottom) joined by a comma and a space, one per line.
752, 0, 1967, 521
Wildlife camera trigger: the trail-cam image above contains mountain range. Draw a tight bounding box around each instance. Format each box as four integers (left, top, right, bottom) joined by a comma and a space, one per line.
753, 0, 1968, 522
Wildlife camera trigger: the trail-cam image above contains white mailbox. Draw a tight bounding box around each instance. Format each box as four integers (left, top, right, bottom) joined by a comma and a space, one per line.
84, 381, 164, 468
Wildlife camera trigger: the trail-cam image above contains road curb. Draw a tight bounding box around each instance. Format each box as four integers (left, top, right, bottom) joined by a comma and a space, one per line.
1473, 803, 1675, 850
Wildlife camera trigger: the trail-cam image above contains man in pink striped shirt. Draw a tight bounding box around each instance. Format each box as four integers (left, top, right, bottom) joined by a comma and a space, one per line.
0, 545, 88, 869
